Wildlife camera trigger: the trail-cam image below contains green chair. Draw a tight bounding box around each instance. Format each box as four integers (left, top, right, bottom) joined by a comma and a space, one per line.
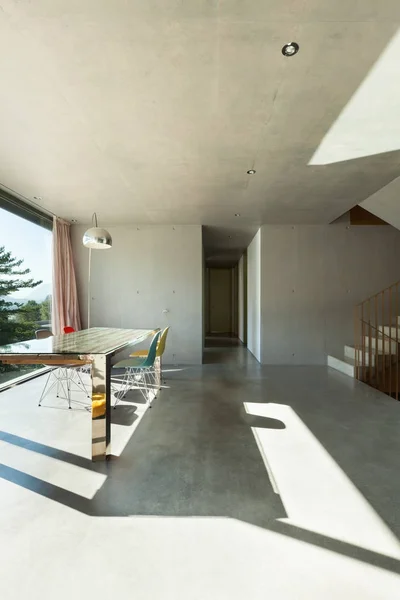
111, 329, 161, 408
129, 326, 170, 388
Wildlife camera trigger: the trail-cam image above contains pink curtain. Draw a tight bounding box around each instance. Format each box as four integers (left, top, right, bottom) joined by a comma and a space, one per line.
52, 216, 82, 334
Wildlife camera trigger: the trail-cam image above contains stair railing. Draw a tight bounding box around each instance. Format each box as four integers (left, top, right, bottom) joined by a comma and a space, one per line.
355, 320, 399, 397
355, 280, 400, 399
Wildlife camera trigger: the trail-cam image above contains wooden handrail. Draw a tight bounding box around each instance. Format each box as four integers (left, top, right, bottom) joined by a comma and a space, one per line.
357, 279, 400, 307
359, 319, 398, 342
354, 282, 400, 399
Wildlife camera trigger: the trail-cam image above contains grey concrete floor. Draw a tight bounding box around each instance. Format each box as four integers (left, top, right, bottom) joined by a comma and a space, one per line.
1, 344, 400, 598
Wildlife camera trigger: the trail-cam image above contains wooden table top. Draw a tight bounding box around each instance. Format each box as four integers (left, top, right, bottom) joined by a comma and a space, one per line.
0, 327, 154, 357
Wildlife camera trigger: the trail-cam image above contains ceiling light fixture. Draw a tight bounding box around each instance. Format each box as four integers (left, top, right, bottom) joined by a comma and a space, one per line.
247, 169, 256, 175
33, 196, 42, 201
71, 219, 78, 223
83, 213, 112, 249
282, 42, 299, 57
235, 213, 241, 217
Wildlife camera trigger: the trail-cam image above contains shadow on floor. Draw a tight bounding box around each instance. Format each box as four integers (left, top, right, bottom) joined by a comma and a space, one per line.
263, 366, 400, 539
0, 382, 287, 526
109, 404, 139, 426
1, 362, 400, 577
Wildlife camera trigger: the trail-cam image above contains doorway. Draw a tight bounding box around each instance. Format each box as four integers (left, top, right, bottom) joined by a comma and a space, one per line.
204, 265, 249, 364
206, 267, 239, 338
208, 268, 234, 335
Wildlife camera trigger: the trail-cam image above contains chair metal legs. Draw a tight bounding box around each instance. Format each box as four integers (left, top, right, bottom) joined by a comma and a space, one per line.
111, 366, 158, 408
39, 367, 91, 408
39, 368, 70, 408
111, 370, 130, 409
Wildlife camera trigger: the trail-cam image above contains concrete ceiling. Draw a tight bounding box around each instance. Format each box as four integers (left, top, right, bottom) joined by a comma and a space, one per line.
1, 1, 400, 264
203, 225, 257, 266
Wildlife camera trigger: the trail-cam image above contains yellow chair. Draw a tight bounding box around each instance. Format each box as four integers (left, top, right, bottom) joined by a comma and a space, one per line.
130, 326, 170, 388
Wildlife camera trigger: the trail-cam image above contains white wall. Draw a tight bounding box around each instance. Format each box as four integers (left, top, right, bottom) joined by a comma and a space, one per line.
247, 230, 261, 361
231, 264, 238, 336
71, 225, 203, 364
238, 255, 244, 342
361, 176, 400, 230
259, 224, 400, 364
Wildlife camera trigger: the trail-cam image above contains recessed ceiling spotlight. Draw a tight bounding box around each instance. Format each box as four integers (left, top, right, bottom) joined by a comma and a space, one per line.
228, 235, 232, 239
282, 42, 299, 57
33, 196, 42, 201
247, 169, 256, 175
235, 213, 241, 217
71, 219, 78, 223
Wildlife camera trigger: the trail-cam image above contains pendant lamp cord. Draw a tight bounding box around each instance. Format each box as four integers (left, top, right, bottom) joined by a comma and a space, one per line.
88, 214, 96, 328
87, 248, 92, 329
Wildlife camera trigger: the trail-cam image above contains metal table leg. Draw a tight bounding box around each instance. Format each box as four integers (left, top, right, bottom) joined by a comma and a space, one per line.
91, 354, 111, 461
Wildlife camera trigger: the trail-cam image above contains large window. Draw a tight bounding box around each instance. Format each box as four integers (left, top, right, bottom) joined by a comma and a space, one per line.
0, 191, 52, 386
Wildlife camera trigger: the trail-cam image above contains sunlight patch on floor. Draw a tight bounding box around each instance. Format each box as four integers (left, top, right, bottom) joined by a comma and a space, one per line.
0, 440, 106, 499
245, 402, 400, 559
110, 400, 150, 457
1, 514, 400, 600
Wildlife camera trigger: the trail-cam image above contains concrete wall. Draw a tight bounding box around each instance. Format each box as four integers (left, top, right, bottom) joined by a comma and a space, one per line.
259, 224, 400, 364
202, 246, 205, 355
71, 225, 203, 364
231, 264, 238, 336
204, 268, 210, 334
247, 230, 261, 361
209, 268, 232, 333
238, 253, 248, 344
238, 255, 244, 342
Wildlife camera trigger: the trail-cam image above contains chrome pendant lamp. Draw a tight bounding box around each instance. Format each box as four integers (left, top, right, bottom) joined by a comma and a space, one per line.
83, 212, 112, 249
83, 213, 112, 328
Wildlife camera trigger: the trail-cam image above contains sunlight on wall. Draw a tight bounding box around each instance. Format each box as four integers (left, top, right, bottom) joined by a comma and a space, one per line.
310, 29, 400, 165
360, 175, 400, 230
244, 402, 400, 560
247, 230, 261, 361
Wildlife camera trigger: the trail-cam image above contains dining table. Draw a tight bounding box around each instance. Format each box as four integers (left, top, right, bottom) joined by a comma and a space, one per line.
0, 327, 155, 461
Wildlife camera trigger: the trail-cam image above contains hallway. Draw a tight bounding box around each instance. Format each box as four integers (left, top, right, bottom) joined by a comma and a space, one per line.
0, 356, 400, 598
203, 335, 250, 365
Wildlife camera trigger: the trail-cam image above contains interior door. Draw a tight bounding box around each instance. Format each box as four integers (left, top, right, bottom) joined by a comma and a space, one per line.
209, 268, 232, 333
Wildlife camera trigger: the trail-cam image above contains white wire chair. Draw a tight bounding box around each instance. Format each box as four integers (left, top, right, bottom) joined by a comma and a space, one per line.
111, 330, 162, 408
35, 329, 90, 409
129, 326, 170, 391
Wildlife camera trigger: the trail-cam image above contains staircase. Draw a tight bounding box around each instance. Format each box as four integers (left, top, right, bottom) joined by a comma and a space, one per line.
328, 280, 400, 400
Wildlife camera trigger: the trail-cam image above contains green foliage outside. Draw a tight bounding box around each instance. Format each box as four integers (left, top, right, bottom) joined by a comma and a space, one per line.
16, 296, 52, 327
0, 246, 51, 378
